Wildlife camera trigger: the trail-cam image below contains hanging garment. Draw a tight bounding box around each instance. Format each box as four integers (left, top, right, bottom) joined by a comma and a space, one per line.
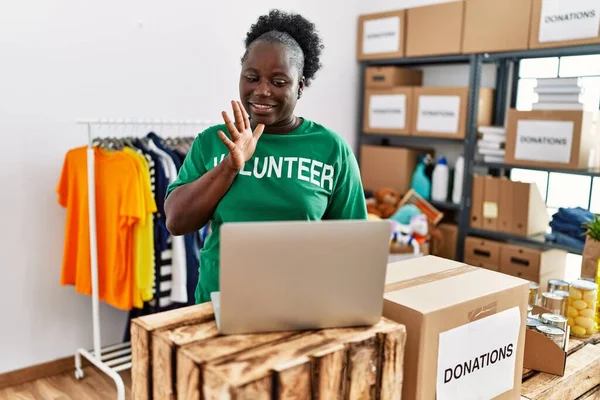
57, 146, 143, 311
147, 139, 188, 304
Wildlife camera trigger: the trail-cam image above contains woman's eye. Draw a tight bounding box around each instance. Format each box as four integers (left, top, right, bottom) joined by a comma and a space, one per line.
245, 76, 259, 82
273, 80, 287, 86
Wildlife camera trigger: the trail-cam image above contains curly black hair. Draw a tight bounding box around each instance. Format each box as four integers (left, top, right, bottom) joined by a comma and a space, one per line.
242, 10, 324, 86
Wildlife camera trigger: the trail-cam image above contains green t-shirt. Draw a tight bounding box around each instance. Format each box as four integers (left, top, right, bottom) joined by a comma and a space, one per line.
166, 118, 367, 304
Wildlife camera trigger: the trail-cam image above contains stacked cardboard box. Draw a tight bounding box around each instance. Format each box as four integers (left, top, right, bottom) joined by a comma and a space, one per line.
533, 78, 586, 111
470, 175, 549, 236
477, 126, 506, 163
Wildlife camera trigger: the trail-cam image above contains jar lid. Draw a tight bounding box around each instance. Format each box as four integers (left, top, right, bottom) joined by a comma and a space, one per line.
548, 279, 569, 287
527, 317, 542, 327
541, 313, 567, 324
536, 324, 564, 336
570, 279, 598, 291
554, 290, 569, 298
529, 281, 539, 289
542, 292, 563, 300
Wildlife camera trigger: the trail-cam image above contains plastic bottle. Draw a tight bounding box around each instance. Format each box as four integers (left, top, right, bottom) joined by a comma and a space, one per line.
431, 157, 450, 202
411, 156, 431, 200
452, 155, 464, 204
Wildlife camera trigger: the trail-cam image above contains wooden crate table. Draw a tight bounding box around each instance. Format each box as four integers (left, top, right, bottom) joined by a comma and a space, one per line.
131, 302, 407, 400
521, 333, 600, 399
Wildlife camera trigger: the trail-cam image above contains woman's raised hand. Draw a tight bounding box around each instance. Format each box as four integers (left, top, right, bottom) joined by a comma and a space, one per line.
218, 100, 265, 171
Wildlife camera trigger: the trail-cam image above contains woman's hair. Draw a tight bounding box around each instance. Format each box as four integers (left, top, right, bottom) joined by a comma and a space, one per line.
243, 10, 324, 86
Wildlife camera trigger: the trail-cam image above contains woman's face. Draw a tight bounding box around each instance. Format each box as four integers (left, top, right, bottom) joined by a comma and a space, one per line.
239, 41, 304, 131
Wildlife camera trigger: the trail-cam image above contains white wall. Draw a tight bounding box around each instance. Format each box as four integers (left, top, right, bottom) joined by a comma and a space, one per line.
0, 0, 361, 374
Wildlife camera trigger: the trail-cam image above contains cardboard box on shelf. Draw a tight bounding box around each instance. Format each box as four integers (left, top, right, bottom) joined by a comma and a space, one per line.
464, 236, 502, 271
498, 178, 513, 233
412, 87, 494, 139
357, 10, 406, 61
505, 109, 597, 170
432, 223, 458, 260
499, 244, 567, 292
406, 1, 464, 57
470, 174, 485, 229
462, 0, 533, 53
363, 87, 413, 135
359, 145, 431, 195
364, 66, 422, 89
482, 176, 500, 231
384, 256, 528, 399
529, 0, 600, 49
509, 180, 549, 237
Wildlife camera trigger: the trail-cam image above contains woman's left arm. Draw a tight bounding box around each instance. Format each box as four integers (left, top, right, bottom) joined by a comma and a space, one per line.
323, 144, 368, 220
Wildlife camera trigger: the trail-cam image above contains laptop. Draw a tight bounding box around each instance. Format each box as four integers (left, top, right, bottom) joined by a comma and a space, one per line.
211, 219, 392, 335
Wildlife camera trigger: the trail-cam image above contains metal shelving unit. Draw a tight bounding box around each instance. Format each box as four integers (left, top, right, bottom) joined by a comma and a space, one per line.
474, 160, 600, 177
357, 43, 600, 261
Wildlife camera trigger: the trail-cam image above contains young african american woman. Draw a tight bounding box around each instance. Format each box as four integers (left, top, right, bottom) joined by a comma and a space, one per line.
164, 10, 367, 304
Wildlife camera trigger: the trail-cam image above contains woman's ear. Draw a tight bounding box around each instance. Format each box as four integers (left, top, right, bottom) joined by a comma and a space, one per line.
298, 77, 305, 99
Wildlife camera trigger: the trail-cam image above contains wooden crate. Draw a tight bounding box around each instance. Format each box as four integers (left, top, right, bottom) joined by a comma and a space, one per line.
131, 303, 406, 400
521, 332, 600, 399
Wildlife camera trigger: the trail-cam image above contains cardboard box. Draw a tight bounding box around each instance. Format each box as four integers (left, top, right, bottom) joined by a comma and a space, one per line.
470, 174, 485, 228
498, 178, 513, 234
358, 10, 406, 60
363, 87, 413, 135
482, 176, 500, 231
505, 109, 597, 170
509, 180, 549, 237
406, 1, 464, 57
412, 87, 494, 139
462, 0, 533, 53
524, 305, 569, 376
384, 256, 528, 399
529, 0, 600, 49
581, 236, 600, 280
432, 223, 458, 260
499, 244, 567, 291
464, 236, 502, 271
364, 66, 422, 89
360, 145, 431, 194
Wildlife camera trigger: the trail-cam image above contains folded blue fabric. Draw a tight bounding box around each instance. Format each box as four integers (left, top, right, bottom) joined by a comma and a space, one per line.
546, 231, 585, 251
550, 207, 593, 238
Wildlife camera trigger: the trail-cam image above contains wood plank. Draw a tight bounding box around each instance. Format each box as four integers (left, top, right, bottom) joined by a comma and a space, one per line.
521, 344, 600, 400
378, 327, 406, 400
131, 302, 214, 400
577, 385, 600, 400
176, 352, 201, 400
346, 333, 379, 399
203, 319, 402, 396
0, 354, 91, 390
273, 358, 312, 399
152, 321, 219, 400
311, 345, 346, 399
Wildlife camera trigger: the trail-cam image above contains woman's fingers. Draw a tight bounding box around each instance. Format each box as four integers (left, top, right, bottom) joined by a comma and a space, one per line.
221, 111, 240, 141
232, 100, 245, 133
238, 101, 251, 131
218, 130, 236, 152
253, 123, 265, 141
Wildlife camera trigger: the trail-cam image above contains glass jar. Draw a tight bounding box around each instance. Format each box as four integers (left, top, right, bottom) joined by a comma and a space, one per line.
529, 281, 540, 306
596, 259, 600, 332
553, 290, 570, 317
567, 279, 598, 338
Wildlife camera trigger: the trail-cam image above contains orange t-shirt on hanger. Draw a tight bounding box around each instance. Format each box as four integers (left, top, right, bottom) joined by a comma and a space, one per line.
57, 146, 143, 311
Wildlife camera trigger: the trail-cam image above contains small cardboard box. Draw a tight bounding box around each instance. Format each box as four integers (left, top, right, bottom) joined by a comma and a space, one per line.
470, 174, 485, 229
406, 1, 464, 57
524, 305, 568, 376
529, 0, 600, 49
384, 256, 528, 399
432, 223, 458, 261
508, 180, 549, 237
462, 0, 533, 53
412, 87, 494, 139
499, 244, 567, 292
505, 109, 597, 170
358, 10, 406, 60
363, 87, 413, 135
465, 237, 502, 271
365, 66, 422, 89
360, 145, 431, 194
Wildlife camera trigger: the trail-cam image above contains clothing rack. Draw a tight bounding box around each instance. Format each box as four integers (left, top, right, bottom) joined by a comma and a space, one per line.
73, 118, 218, 399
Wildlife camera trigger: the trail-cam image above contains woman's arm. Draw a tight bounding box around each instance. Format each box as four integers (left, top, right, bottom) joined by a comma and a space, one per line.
165, 158, 238, 235
165, 101, 264, 236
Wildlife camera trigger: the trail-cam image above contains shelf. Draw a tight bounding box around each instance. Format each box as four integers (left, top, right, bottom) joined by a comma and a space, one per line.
475, 161, 600, 177
468, 228, 584, 255
360, 133, 465, 148
363, 54, 471, 66
482, 43, 600, 62
430, 200, 461, 211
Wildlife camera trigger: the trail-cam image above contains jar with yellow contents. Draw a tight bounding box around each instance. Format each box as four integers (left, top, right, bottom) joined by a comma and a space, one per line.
596, 259, 600, 332
567, 279, 598, 338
